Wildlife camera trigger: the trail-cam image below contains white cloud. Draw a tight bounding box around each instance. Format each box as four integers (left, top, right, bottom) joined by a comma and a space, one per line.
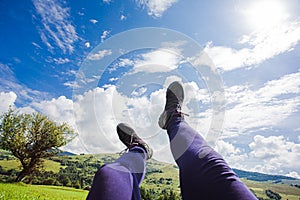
205, 20, 300, 71
131, 49, 181, 73
3, 73, 299, 177
222, 71, 300, 137
286, 171, 300, 179
78, 11, 84, 16
0, 63, 48, 104
214, 140, 249, 169
120, 15, 126, 20
29, 96, 86, 154
215, 140, 240, 155
103, 0, 112, 4
33, 0, 78, 54
109, 58, 134, 72
89, 19, 98, 24
85, 42, 90, 48
249, 135, 300, 175
87, 49, 112, 60
29, 96, 87, 154
109, 77, 119, 82
131, 87, 147, 97
73, 86, 127, 153
64, 80, 80, 89
32, 96, 75, 127
32, 42, 42, 49
101, 30, 110, 42
69, 78, 213, 161
136, 0, 179, 17
53, 58, 70, 64
0, 91, 17, 114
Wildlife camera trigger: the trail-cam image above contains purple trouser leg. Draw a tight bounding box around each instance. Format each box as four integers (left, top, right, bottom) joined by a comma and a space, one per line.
86, 146, 146, 200
167, 117, 257, 200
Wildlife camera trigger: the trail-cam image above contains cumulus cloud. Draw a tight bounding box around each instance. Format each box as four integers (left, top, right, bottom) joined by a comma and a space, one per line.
33, 0, 78, 54
69, 77, 214, 161
215, 140, 241, 155
249, 135, 300, 176
205, 20, 300, 71
136, 0, 179, 17
214, 140, 248, 169
87, 49, 112, 60
222, 71, 300, 137
131, 49, 182, 73
3, 73, 299, 177
31, 96, 75, 126
73, 86, 127, 153
0, 91, 17, 114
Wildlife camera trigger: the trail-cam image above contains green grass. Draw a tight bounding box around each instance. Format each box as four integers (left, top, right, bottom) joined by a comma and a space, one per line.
0, 160, 20, 171
43, 160, 64, 173
242, 178, 300, 200
0, 159, 63, 173
0, 183, 88, 200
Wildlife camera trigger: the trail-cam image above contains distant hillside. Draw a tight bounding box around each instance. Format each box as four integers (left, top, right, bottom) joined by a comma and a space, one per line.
1, 151, 300, 199
58, 150, 77, 156
233, 168, 297, 182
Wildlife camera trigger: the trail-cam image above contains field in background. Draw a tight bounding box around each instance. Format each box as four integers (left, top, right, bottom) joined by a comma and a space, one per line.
0, 151, 300, 199
0, 182, 88, 200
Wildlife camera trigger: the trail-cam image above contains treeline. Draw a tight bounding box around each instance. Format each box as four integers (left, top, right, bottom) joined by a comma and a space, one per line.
291, 184, 300, 189
141, 187, 180, 200
0, 155, 101, 190
252, 189, 282, 200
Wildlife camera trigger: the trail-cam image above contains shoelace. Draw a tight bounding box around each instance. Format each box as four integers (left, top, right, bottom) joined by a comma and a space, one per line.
176, 105, 189, 117
119, 134, 139, 156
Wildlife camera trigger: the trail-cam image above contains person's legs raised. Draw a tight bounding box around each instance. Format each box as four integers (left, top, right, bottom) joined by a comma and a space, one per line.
159, 81, 257, 200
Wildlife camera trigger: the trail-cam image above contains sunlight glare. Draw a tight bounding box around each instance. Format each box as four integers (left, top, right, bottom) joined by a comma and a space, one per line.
245, 0, 289, 29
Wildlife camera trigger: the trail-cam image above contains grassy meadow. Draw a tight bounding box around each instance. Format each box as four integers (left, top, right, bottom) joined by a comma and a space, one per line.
0, 182, 88, 200
0, 151, 300, 199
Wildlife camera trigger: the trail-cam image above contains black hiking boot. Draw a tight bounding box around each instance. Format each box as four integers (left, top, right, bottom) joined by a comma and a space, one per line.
117, 123, 153, 160
158, 81, 187, 129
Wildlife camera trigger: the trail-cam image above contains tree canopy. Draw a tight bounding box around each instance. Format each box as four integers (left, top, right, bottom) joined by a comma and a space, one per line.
0, 109, 76, 182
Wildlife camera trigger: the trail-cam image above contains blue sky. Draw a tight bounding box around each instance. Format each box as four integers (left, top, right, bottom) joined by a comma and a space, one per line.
1, 0, 300, 178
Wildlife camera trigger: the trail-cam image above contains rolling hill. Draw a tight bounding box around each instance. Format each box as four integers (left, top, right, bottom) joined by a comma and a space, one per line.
0, 150, 300, 199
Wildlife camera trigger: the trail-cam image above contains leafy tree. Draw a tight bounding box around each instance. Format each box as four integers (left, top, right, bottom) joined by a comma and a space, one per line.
0, 109, 76, 182
140, 187, 152, 200
265, 189, 281, 200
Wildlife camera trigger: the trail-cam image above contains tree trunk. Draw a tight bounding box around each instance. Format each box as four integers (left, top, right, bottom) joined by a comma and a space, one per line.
15, 169, 28, 182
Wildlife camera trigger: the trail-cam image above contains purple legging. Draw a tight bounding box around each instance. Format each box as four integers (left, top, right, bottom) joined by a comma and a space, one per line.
87, 117, 257, 200
167, 116, 257, 200
86, 146, 146, 200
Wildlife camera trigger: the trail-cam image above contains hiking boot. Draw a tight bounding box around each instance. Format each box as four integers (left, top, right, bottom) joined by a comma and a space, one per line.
117, 123, 153, 160
158, 81, 186, 129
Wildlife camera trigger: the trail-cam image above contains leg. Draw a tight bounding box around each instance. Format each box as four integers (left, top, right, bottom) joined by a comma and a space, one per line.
87, 123, 152, 200
167, 117, 257, 200
87, 146, 146, 200
159, 81, 257, 200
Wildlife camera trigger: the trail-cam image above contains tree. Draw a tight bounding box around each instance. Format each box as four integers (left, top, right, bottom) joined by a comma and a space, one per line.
265, 189, 281, 200
0, 109, 76, 182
